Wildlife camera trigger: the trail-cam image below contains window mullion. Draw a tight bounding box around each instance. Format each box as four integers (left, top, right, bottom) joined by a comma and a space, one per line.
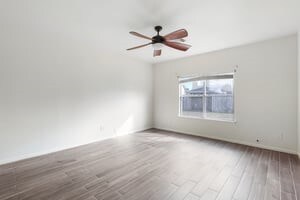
203, 80, 207, 115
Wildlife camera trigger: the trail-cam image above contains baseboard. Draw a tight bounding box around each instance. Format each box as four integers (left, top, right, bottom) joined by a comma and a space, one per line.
0, 127, 152, 166
155, 126, 298, 155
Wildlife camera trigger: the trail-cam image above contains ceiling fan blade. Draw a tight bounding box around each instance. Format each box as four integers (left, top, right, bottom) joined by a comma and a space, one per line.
164, 41, 191, 51
129, 31, 152, 40
170, 38, 186, 42
164, 29, 188, 40
153, 49, 161, 57
127, 43, 152, 51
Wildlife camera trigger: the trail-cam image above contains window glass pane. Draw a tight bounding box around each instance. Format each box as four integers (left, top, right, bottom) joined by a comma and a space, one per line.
206, 79, 233, 95
180, 80, 204, 113
181, 96, 203, 112
206, 79, 233, 114
180, 80, 204, 95
206, 96, 233, 113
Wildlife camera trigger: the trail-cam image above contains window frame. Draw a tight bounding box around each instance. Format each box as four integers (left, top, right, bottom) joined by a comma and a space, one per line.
178, 73, 236, 123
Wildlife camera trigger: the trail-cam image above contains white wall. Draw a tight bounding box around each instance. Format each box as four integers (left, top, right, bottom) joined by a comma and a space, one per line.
154, 35, 298, 154
0, 16, 153, 165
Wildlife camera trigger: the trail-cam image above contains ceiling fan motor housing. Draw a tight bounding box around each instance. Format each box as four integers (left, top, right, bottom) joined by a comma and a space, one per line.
152, 35, 165, 43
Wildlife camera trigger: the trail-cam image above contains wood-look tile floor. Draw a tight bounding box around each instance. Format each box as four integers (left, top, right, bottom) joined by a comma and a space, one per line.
1, 129, 300, 200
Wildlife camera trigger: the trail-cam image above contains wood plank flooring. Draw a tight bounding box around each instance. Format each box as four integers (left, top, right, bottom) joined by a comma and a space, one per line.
0, 129, 299, 200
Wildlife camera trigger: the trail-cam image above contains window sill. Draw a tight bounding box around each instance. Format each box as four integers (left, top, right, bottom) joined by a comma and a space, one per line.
178, 113, 236, 123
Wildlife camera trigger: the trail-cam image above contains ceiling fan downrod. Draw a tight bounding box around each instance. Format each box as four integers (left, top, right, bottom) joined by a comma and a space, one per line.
154, 26, 162, 35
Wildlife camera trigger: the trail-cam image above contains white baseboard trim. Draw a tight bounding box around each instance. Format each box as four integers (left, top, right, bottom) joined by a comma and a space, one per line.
155, 127, 298, 155
0, 127, 152, 166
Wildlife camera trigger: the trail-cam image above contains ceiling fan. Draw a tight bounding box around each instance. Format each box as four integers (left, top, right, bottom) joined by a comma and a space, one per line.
127, 26, 191, 57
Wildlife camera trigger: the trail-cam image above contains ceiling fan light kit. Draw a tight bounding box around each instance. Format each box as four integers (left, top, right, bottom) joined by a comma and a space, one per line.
152, 43, 164, 50
127, 26, 191, 57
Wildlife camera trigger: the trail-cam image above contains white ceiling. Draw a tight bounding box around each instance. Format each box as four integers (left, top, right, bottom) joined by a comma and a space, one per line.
1, 0, 300, 63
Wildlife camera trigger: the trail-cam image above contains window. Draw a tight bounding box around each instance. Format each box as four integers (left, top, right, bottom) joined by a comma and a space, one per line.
179, 74, 235, 122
